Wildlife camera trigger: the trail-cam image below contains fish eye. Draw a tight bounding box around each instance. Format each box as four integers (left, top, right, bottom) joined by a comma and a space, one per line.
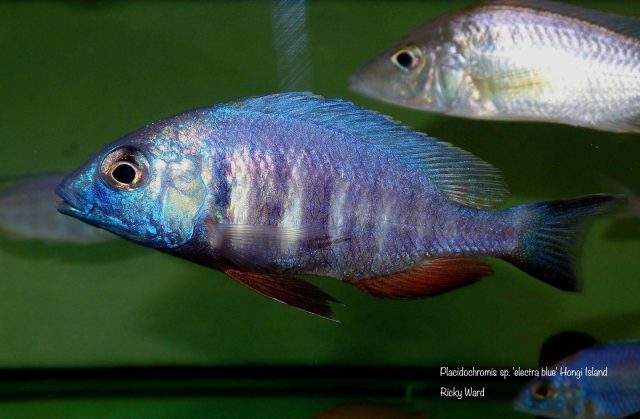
533, 382, 554, 400
391, 45, 422, 72
100, 147, 149, 191
111, 162, 138, 185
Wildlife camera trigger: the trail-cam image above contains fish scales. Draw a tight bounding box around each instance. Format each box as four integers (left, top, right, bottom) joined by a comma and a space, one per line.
573, 344, 640, 418
207, 108, 518, 279
515, 342, 640, 418
351, 0, 640, 133
453, 6, 640, 123
56, 93, 621, 318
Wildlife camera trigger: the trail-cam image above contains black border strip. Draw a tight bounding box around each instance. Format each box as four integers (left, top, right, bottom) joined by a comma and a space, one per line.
0, 366, 526, 401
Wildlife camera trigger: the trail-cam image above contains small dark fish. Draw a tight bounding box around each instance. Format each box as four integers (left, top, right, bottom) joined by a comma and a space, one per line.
515, 341, 640, 418
351, 0, 640, 133
56, 93, 621, 319
0, 174, 114, 244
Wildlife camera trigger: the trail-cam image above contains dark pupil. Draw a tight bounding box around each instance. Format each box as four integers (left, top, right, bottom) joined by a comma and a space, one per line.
396, 51, 414, 68
536, 385, 550, 398
112, 163, 136, 184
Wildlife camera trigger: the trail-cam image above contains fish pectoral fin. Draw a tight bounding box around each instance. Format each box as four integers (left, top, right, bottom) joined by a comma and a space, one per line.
224, 269, 341, 321
209, 222, 349, 253
209, 221, 350, 271
470, 68, 552, 96
352, 257, 492, 299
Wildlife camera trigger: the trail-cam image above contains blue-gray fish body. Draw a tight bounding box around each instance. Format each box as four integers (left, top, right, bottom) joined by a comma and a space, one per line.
0, 174, 114, 244
351, 0, 640, 133
56, 93, 620, 318
515, 342, 640, 418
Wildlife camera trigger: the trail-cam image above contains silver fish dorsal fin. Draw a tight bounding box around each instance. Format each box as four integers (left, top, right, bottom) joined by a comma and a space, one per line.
224, 92, 508, 209
483, 0, 640, 39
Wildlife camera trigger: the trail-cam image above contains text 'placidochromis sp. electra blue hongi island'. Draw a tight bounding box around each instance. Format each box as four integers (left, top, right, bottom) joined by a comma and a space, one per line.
56, 93, 622, 319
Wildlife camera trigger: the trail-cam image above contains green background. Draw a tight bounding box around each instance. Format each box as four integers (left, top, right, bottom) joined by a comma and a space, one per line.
0, 1, 639, 417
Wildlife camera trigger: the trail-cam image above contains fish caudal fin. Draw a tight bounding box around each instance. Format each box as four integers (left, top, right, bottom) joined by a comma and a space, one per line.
509, 194, 624, 291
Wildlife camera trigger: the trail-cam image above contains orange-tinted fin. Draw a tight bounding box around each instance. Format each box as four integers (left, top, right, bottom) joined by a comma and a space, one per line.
224, 269, 340, 321
353, 257, 492, 299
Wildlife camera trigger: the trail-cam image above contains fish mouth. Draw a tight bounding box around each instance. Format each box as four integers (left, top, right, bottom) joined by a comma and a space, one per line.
349, 72, 405, 107
56, 197, 90, 217
512, 404, 538, 417
349, 72, 375, 98
512, 401, 558, 418
55, 185, 94, 219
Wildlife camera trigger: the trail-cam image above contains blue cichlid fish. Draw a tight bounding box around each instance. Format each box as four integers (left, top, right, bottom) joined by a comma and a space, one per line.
350, 0, 640, 133
56, 93, 620, 319
514, 342, 640, 418
0, 174, 115, 244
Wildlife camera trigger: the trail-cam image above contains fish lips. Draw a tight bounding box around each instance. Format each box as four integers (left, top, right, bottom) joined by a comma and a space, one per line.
349, 50, 402, 100
349, 71, 383, 101
512, 398, 541, 418
55, 184, 95, 221
350, 69, 422, 109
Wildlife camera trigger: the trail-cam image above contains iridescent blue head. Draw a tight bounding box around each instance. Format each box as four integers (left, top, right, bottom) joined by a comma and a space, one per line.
56, 115, 209, 249
514, 375, 581, 418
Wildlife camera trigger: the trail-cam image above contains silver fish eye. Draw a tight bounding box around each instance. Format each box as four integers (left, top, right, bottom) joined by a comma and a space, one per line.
100, 147, 148, 191
391, 45, 423, 72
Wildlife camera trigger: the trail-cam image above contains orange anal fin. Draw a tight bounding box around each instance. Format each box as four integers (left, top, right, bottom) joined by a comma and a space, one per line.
224, 269, 340, 321
353, 258, 492, 299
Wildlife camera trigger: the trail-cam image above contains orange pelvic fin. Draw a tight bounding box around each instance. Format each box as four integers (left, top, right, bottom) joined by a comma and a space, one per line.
353, 257, 492, 299
224, 269, 340, 321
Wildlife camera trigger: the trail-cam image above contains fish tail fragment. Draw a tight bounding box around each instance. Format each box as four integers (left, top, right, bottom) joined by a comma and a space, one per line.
507, 194, 625, 291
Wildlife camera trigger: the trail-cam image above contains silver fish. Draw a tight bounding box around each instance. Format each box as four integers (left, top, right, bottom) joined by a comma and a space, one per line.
350, 0, 640, 133
0, 174, 115, 244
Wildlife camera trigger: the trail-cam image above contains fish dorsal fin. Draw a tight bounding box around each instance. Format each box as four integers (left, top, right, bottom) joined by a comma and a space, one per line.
484, 0, 640, 39
353, 257, 492, 299
225, 92, 508, 209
